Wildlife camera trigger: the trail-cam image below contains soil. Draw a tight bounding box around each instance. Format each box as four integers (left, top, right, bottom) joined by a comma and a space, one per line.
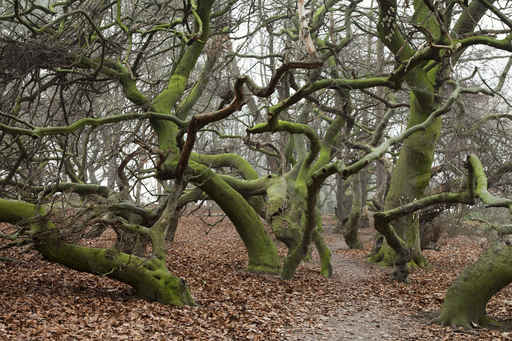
287, 227, 425, 340
287, 226, 511, 340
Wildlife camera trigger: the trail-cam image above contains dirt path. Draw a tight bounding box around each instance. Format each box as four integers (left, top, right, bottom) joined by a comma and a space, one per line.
286, 229, 425, 340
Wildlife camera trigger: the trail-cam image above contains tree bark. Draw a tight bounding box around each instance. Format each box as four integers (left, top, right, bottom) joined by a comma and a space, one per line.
313, 228, 333, 278
335, 173, 351, 233
0, 198, 194, 306
35, 237, 194, 306
343, 172, 364, 249
195, 164, 281, 273
438, 240, 512, 328
371, 0, 443, 267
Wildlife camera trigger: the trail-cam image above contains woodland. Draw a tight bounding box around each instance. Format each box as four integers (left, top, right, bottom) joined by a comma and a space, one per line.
1, 0, 512, 339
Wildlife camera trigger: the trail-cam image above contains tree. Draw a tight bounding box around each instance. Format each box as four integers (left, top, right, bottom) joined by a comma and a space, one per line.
368, 0, 512, 269
1, 0, 512, 317
1, 0, 238, 306
369, 153, 512, 327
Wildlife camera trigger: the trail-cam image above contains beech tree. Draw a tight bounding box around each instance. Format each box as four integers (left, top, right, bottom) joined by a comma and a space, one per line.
367, 0, 512, 268
1, 2, 512, 328
371, 154, 512, 327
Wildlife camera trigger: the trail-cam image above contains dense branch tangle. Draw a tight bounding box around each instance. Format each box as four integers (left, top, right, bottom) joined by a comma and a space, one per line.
1, 0, 512, 312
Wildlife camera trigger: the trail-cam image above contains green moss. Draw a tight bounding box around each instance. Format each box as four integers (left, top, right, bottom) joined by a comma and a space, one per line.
0, 198, 194, 306
192, 153, 259, 180
368, 244, 396, 265
153, 75, 187, 114
313, 229, 332, 278
438, 241, 512, 328
266, 176, 288, 216
377, 69, 441, 266
0, 198, 52, 234
118, 69, 149, 107
281, 248, 304, 280
190, 162, 281, 273
411, 0, 442, 41
0, 198, 44, 222
37, 239, 194, 306
150, 0, 214, 153
247, 263, 281, 274
376, 1, 443, 271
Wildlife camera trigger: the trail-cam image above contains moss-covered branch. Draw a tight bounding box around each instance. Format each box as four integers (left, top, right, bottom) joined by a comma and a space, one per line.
191, 153, 259, 179
458, 34, 512, 52
174, 47, 219, 120
265, 76, 394, 127
0, 197, 194, 306
0, 112, 186, 137
37, 241, 194, 306
175, 161, 281, 273
248, 119, 321, 169
0, 181, 110, 198
150, 0, 215, 153
468, 154, 512, 210
376, 0, 416, 61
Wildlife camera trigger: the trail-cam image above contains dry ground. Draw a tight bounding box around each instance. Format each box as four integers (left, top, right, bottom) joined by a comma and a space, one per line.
1, 215, 512, 340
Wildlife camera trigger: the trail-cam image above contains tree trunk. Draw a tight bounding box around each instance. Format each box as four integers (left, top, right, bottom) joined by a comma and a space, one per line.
165, 181, 186, 242
166, 213, 180, 242
313, 228, 333, 278
196, 165, 281, 273
368, 81, 440, 267
370, 0, 445, 268
35, 236, 194, 306
0, 198, 194, 306
343, 172, 363, 249
104, 127, 120, 189
438, 240, 512, 328
335, 173, 351, 233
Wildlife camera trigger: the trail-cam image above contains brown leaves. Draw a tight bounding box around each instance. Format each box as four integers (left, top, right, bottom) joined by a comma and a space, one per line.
1, 218, 512, 340
0, 216, 340, 339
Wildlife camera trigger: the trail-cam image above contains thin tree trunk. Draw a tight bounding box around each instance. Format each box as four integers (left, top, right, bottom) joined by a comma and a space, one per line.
343, 172, 363, 249
335, 173, 351, 233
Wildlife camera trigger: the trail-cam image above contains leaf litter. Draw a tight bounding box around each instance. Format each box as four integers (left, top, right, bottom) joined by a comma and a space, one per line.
1, 217, 512, 340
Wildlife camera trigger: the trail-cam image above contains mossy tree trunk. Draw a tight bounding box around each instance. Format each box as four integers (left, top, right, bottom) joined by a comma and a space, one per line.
138, 0, 281, 274
366, 152, 512, 321
37, 238, 194, 306
256, 102, 350, 279
370, 0, 443, 267
371, 0, 494, 267
438, 240, 512, 328
0, 198, 194, 306
436, 154, 512, 327
279, 178, 324, 280
335, 173, 351, 233
191, 162, 281, 273
343, 172, 364, 249
266, 172, 331, 278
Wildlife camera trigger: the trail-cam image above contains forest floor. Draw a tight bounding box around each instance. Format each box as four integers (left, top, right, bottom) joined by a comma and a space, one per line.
1, 215, 512, 340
